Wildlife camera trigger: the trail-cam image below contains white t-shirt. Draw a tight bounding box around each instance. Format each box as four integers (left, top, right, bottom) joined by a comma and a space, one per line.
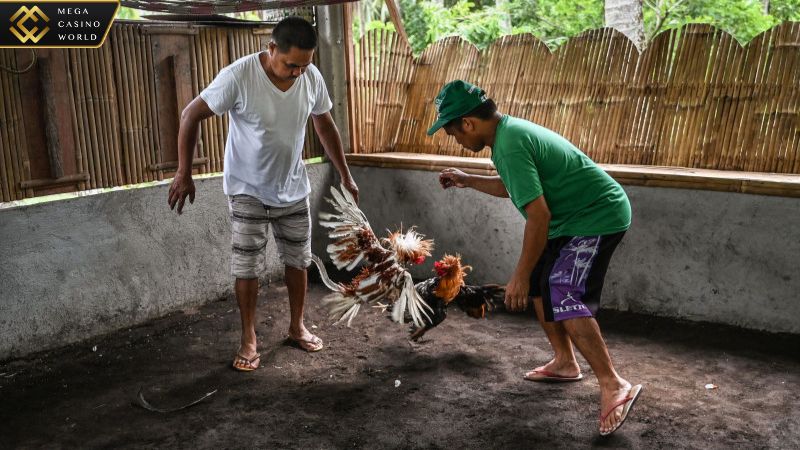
200, 52, 332, 206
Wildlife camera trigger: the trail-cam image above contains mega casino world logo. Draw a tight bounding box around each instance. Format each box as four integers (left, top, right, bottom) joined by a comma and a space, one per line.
1, 1, 119, 48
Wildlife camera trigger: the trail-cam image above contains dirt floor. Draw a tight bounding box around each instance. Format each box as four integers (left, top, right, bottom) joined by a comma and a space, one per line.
1, 283, 800, 449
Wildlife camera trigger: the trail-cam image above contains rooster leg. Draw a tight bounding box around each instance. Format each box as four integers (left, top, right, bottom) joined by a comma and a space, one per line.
409, 325, 431, 341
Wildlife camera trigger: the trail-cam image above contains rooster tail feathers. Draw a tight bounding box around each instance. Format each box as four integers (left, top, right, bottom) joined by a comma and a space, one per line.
323, 293, 362, 327
391, 272, 432, 328
483, 284, 506, 311
310, 254, 345, 293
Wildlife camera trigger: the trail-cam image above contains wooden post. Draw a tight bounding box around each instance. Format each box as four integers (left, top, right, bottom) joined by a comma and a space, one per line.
37, 57, 64, 179
384, 0, 408, 47
343, 2, 358, 154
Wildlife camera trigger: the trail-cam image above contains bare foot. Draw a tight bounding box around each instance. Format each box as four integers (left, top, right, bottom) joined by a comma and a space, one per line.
524, 358, 581, 380
599, 379, 635, 434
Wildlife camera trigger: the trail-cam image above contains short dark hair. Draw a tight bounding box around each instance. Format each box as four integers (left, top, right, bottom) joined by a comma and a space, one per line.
272, 16, 317, 52
444, 98, 498, 131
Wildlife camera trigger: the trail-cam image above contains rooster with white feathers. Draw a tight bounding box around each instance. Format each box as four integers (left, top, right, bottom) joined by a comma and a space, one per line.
311, 185, 435, 328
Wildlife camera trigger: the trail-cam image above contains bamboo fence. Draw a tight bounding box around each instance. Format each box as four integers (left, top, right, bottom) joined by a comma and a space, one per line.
355, 23, 800, 176
2, 22, 798, 203
0, 21, 324, 202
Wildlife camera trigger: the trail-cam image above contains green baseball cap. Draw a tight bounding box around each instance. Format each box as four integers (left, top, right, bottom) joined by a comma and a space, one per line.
426, 80, 488, 136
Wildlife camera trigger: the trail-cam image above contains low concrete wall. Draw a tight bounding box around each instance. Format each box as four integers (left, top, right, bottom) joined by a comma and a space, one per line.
3, 162, 797, 360
0, 163, 335, 360
347, 166, 800, 334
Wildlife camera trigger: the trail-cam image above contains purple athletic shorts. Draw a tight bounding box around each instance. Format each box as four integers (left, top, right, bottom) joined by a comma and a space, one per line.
529, 231, 625, 322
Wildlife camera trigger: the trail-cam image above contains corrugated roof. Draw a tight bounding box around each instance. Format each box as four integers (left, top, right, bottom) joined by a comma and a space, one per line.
120, 0, 353, 14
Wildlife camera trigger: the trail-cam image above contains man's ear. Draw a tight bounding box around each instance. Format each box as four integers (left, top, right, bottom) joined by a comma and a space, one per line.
267, 41, 277, 55
462, 117, 477, 133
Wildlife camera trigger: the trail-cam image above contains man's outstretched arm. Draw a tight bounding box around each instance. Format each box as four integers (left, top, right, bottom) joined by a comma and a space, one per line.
439, 168, 509, 198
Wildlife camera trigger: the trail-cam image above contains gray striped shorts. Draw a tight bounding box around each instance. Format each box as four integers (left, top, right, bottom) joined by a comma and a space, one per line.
228, 194, 312, 278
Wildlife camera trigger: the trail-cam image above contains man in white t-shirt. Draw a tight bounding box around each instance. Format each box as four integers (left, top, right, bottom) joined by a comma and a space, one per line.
168, 16, 359, 372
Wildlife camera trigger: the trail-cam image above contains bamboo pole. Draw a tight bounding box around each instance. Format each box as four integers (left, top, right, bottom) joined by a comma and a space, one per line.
748, 26, 775, 172
189, 29, 207, 174
738, 27, 772, 171
89, 47, 114, 186
389, 29, 415, 153
199, 28, 218, 173
772, 23, 800, 173
102, 40, 124, 184
216, 28, 229, 171
72, 49, 99, 189
142, 28, 159, 181
343, 2, 359, 154
122, 26, 142, 183
787, 22, 800, 174
0, 51, 16, 200
111, 27, 133, 184
207, 28, 222, 173
0, 53, 13, 201
8, 51, 31, 198
758, 26, 783, 173
713, 31, 746, 171
377, 29, 393, 151
86, 47, 113, 187
68, 48, 92, 190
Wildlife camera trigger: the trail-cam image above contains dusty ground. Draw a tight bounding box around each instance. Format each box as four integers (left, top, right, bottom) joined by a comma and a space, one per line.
1, 283, 799, 449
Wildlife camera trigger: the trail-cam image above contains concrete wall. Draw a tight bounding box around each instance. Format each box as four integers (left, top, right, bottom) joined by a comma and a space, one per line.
347, 166, 800, 334
0, 164, 335, 360
3, 161, 797, 360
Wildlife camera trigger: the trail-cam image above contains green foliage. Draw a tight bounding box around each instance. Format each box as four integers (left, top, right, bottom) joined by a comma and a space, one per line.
387, 0, 800, 54
400, 0, 510, 53
116, 7, 142, 20
366, 20, 397, 33
398, 0, 602, 52
646, 0, 780, 43
506, 0, 604, 47
771, 0, 800, 20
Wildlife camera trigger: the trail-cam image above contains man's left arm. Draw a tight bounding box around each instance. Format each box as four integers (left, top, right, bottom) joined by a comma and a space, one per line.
505, 195, 551, 312
312, 112, 359, 203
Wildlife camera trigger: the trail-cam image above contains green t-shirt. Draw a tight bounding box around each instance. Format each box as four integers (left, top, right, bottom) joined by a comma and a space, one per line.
491, 115, 631, 239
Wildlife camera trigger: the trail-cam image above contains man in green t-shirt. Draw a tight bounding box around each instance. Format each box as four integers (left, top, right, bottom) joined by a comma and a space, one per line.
430, 80, 642, 437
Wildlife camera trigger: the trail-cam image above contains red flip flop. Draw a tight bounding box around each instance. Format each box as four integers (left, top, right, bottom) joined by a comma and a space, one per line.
523, 369, 584, 382
599, 384, 643, 436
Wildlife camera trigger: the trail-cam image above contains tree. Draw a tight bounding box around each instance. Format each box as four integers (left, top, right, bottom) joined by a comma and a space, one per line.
605, 0, 646, 48
505, 0, 604, 47
373, 0, 799, 54
644, 0, 781, 43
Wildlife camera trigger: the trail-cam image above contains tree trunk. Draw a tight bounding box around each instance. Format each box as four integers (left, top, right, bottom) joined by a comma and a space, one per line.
763, 0, 770, 14
495, 0, 512, 34
605, 0, 645, 50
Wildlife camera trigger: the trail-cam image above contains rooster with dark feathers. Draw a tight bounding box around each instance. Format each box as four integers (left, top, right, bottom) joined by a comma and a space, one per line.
409, 254, 505, 341
312, 185, 504, 336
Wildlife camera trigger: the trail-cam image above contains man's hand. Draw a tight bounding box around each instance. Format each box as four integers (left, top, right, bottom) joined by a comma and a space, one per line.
342, 176, 360, 204
168, 172, 196, 215
504, 273, 530, 312
439, 168, 469, 189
